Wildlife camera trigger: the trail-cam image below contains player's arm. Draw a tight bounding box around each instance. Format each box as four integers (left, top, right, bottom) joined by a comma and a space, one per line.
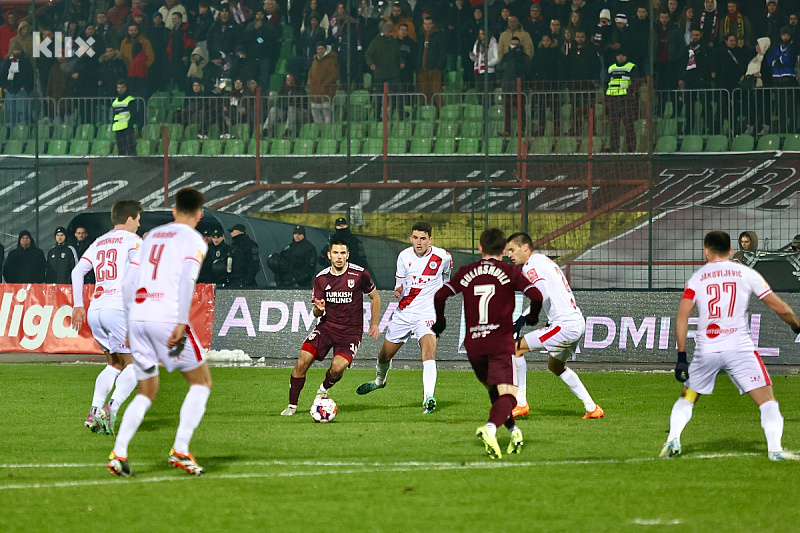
394, 253, 406, 298
432, 282, 457, 336
70, 257, 93, 330
367, 289, 381, 339
673, 294, 695, 383
442, 253, 453, 283
169, 252, 203, 348
762, 292, 800, 333
312, 276, 325, 317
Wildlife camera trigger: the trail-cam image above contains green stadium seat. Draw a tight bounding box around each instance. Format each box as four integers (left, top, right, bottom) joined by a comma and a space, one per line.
439, 104, 461, 121
270, 139, 292, 155
280, 24, 294, 41
348, 123, 366, 139
434, 138, 456, 154
417, 105, 436, 121
45, 139, 67, 155
75, 124, 95, 141
184, 123, 199, 140
10, 124, 28, 141
166, 123, 183, 143
554, 137, 578, 154
179, 139, 200, 155
463, 104, 483, 121
487, 104, 504, 123
207, 123, 220, 140
367, 121, 384, 138
457, 138, 480, 154
4, 140, 24, 154
133, 139, 151, 156
391, 121, 412, 139
410, 138, 432, 154
201, 139, 223, 155
299, 123, 320, 139
0, 124, 9, 142
783, 134, 800, 151
529, 137, 552, 154
679, 135, 704, 153
338, 138, 362, 155
224, 139, 246, 155
578, 136, 603, 154
247, 138, 269, 155
293, 139, 315, 155
95, 124, 114, 140
142, 124, 161, 141
488, 137, 504, 155
316, 138, 338, 154
321, 124, 342, 139
756, 134, 781, 151
164, 139, 179, 155
655, 136, 678, 153
437, 122, 458, 137
704, 135, 729, 152
413, 122, 434, 139
362, 137, 384, 155
730, 134, 754, 151
462, 121, 482, 138
68, 139, 90, 156
24, 139, 41, 155
387, 138, 407, 154
658, 118, 678, 137
279, 42, 293, 59
90, 140, 112, 156
505, 139, 522, 155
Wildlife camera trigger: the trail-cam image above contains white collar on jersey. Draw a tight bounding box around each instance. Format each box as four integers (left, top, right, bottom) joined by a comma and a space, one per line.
329, 263, 349, 276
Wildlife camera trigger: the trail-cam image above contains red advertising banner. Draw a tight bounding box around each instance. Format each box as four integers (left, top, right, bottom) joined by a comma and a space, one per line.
0, 284, 215, 354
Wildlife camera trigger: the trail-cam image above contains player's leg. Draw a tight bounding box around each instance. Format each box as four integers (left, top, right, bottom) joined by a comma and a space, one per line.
419, 333, 438, 413
109, 372, 159, 476
547, 355, 603, 418
317, 354, 351, 399
469, 354, 503, 458
86, 309, 120, 431
283, 349, 316, 415
169, 362, 213, 475
104, 353, 136, 425
100, 310, 139, 432
512, 338, 531, 417
356, 338, 404, 394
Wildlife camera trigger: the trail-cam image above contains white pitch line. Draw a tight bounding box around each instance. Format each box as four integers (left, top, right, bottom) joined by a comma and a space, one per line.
0, 452, 765, 491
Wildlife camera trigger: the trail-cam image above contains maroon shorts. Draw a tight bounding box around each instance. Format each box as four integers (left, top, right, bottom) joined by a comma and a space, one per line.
468, 351, 515, 387
301, 322, 363, 363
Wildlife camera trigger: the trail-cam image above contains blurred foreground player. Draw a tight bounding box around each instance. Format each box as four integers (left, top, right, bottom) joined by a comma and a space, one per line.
281, 238, 381, 415
506, 232, 603, 419
108, 188, 211, 476
433, 229, 543, 458
661, 230, 800, 461
72, 200, 143, 435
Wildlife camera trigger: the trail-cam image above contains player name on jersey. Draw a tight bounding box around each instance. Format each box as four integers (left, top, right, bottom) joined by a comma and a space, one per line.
699, 269, 744, 281
458, 264, 511, 287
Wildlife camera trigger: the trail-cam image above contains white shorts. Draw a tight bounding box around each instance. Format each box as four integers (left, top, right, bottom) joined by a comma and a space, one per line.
87, 306, 129, 354
384, 311, 435, 345
523, 320, 585, 362
686, 350, 772, 396
128, 321, 206, 380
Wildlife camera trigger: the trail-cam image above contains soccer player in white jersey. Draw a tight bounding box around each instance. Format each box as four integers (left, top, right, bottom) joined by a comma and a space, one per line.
357, 221, 453, 413
71, 200, 143, 435
661, 230, 800, 461
108, 187, 211, 477
506, 232, 604, 419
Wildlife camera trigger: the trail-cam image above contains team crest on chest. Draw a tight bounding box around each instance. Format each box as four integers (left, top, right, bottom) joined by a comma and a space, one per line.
347, 279, 355, 288
429, 261, 437, 269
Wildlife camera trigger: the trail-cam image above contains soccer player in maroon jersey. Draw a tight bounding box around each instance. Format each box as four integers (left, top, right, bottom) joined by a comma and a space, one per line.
281, 238, 382, 416
433, 229, 543, 458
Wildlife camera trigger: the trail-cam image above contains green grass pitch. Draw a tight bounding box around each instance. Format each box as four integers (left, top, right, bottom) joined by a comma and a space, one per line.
1, 364, 799, 532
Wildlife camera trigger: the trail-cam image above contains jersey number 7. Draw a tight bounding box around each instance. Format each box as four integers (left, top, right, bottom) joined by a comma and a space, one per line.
707, 282, 736, 319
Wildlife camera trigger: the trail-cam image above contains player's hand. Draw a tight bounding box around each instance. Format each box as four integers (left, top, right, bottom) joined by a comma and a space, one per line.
513, 315, 526, 337
431, 319, 446, 337
674, 351, 689, 383
313, 298, 325, 312
167, 323, 187, 354
71, 307, 87, 331
368, 323, 380, 339
394, 285, 403, 298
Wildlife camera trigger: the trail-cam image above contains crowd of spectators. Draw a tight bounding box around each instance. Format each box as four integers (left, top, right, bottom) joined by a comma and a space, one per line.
0, 0, 798, 133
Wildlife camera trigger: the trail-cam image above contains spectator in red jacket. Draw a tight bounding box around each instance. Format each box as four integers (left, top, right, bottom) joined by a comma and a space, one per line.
0, 11, 18, 59
128, 41, 149, 96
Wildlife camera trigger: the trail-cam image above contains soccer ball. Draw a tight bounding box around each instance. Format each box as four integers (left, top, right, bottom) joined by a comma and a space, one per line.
310, 397, 337, 423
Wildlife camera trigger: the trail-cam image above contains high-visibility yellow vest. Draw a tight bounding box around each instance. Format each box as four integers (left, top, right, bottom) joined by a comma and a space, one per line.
111, 95, 134, 131
606, 62, 635, 96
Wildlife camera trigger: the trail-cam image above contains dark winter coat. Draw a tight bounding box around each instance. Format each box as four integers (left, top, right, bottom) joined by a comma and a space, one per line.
318, 227, 369, 271
45, 242, 78, 284
0, 52, 33, 93
3, 231, 46, 283
268, 238, 317, 288
228, 233, 260, 289
199, 241, 232, 285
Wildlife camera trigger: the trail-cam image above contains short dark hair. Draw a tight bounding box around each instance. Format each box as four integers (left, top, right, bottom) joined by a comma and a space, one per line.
507, 231, 533, 249
111, 200, 143, 225
480, 228, 507, 255
116, 79, 127, 86
411, 221, 432, 236
704, 231, 731, 255
175, 187, 204, 215
329, 237, 349, 250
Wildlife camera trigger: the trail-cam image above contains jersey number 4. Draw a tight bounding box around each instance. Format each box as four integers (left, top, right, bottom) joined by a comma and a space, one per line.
95, 249, 118, 282
474, 284, 496, 325
707, 282, 736, 319
149, 244, 165, 280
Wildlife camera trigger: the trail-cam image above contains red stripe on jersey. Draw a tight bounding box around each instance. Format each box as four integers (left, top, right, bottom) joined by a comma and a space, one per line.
302, 342, 318, 356
683, 288, 696, 300
754, 351, 772, 387
539, 325, 562, 343
757, 289, 773, 299
81, 256, 93, 265
420, 254, 443, 276
334, 352, 354, 364
186, 325, 203, 362
399, 288, 422, 310
187, 257, 202, 265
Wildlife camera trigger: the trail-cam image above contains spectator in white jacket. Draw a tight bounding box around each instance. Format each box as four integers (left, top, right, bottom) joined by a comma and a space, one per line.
471, 29, 499, 89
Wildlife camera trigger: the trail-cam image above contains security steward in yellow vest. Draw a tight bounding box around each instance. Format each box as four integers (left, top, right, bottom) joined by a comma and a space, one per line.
606, 49, 639, 153
112, 79, 137, 156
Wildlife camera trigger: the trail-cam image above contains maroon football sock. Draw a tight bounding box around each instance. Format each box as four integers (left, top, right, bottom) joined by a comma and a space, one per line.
289, 375, 305, 405
504, 416, 516, 430
488, 386, 499, 404
322, 369, 341, 391
488, 394, 516, 427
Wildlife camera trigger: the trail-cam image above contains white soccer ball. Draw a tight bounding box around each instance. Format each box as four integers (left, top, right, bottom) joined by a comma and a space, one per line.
310, 397, 337, 423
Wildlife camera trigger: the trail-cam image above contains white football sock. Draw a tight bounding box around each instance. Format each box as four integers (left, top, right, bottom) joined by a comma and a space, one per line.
485, 423, 497, 437
92, 365, 120, 411
113, 394, 152, 459
508, 423, 518, 434
173, 385, 211, 455
108, 364, 137, 415
375, 361, 391, 386
559, 367, 596, 412
515, 356, 528, 406
667, 397, 694, 442
760, 400, 784, 453
422, 360, 437, 399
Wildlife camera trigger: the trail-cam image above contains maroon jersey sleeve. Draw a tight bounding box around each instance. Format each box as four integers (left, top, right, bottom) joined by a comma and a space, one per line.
360, 268, 376, 294
312, 271, 325, 302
